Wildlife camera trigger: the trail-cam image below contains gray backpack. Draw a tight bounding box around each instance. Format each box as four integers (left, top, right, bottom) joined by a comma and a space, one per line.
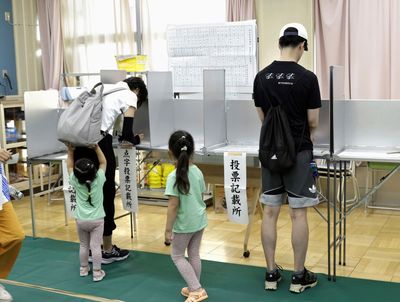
57, 82, 126, 146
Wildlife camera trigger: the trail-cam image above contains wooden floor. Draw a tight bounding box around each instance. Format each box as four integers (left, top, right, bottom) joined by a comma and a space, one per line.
12, 191, 400, 283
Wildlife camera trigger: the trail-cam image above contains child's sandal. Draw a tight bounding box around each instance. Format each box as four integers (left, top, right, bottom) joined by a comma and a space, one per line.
181, 287, 189, 297
184, 288, 208, 302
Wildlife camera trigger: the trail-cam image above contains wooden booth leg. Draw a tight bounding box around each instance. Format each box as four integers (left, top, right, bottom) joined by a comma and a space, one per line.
243, 187, 261, 258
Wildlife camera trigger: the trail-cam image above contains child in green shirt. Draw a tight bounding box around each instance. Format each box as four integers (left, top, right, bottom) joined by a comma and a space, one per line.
67, 144, 106, 282
164, 130, 208, 302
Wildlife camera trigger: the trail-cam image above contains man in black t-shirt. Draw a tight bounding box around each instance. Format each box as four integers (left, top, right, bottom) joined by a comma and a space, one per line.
253, 23, 321, 293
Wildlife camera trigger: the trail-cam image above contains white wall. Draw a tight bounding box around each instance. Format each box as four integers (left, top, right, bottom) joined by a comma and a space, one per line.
255, 0, 314, 71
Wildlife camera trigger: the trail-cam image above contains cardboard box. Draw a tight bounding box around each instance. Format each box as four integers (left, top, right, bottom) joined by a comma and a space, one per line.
213, 184, 227, 214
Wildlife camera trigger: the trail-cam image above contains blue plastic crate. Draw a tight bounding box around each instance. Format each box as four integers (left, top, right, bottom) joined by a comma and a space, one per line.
6, 127, 18, 142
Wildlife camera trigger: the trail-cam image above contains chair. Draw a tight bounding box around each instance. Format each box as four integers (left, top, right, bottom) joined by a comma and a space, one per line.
316, 159, 360, 207
365, 162, 399, 210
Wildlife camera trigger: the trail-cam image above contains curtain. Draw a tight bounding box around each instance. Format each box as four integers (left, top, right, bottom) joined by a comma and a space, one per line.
60, 0, 136, 76
142, 0, 226, 71
315, 0, 350, 99
315, 0, 400, 99
390, 0, 400, 98
12, 0, 44, 93
37, 0, 63, 89
226, 0, 255, 21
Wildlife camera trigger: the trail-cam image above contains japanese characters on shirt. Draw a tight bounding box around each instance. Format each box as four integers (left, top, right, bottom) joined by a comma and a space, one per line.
223, 152, 248, 224
117, 147, 138, 212
62, 160, 76, 218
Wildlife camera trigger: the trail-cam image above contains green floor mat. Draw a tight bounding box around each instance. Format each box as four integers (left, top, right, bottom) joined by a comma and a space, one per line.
8, 237, 400, 302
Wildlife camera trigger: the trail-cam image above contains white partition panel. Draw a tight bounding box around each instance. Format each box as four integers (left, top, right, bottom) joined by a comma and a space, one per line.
226, 99, 260, 146
147, 72, 174, 147
344, 100, 400, 148
100, 69, 127, 84
173, 99, 204, 151
203, 69, 226, 150
133, 100, 150, 145
24, 90, 66, 158
314, 99, 330, 149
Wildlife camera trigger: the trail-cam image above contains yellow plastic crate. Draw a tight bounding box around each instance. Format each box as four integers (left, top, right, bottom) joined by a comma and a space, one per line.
162, 163, 175, 177
115, 55, 147, 72
146, 163, 162, 189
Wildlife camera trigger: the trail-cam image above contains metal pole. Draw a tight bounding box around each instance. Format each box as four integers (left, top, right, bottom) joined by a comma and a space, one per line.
47, 163, 52, 205
329, 66, 334, 155
333, 161, 337, 281
327, 158, 331, 281
133, 213, 137, 235
135, 0, 142, 55
130, 213, 134, 239
339, 161, 342, 265
28, 161, 36, 238
343, 161, 347, 266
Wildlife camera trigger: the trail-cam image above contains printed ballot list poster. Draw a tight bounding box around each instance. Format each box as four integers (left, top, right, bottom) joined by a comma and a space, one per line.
167, 20, 257, 93
117, 147, 138, 213
223, 152, 248, 224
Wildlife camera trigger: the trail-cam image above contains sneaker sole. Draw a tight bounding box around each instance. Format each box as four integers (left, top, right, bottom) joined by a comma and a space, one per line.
101, 253, 130, 265
289, 280, 318, 293
265, 277, 281, 290
89, 256, 112, 265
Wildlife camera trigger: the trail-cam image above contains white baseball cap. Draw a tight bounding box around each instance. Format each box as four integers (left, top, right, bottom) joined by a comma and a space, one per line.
279, 23, 308, 41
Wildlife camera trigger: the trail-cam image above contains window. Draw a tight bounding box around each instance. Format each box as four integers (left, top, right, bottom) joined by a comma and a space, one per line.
61, 0, 137, 74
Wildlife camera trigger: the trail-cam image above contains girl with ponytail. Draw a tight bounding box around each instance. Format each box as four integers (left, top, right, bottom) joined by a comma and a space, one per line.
164, 130, 209, 302
67, 144, 107, 282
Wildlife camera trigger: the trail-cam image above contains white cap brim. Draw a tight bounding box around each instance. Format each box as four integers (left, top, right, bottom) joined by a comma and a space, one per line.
279, 23, 308, 40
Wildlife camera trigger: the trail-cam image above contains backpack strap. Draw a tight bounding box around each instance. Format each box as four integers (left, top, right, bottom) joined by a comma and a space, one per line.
103, 87, 127, 96
256, 75, 276, 108
90, 82, 104, 94
90, 83, 127, 97
256, 69, 308, 153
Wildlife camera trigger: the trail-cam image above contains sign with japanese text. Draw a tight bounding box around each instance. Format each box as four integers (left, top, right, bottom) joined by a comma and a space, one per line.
62, 160, 76, 218
223, 152, 248, 224
117, 147, 138, 212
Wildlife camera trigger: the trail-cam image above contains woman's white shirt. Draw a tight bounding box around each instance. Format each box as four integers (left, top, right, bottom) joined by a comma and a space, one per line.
101, 81, 137, 134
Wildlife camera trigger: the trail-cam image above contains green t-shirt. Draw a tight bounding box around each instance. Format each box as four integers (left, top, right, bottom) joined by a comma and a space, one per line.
165, 164, 208, 233
69, 169, 106, 220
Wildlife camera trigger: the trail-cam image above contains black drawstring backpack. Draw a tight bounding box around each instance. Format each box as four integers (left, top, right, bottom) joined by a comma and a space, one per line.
257, 75, 306, 173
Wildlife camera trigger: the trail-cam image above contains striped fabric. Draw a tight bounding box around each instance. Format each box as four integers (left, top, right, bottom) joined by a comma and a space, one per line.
0, 164, 10, 201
